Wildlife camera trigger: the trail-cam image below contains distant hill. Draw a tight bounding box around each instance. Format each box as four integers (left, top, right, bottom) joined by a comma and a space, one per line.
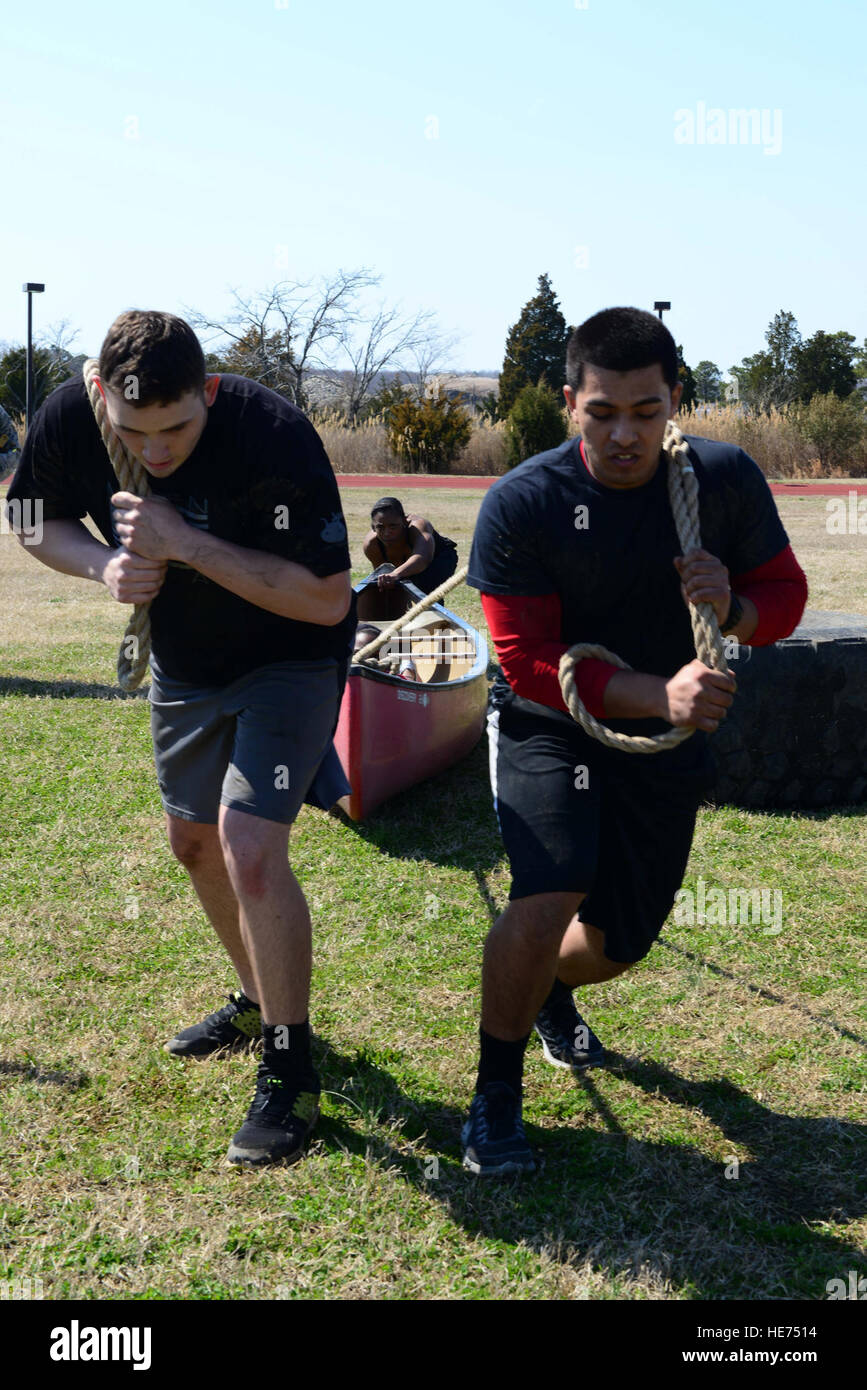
303, 368, 499, 410
427, 373, 499, 400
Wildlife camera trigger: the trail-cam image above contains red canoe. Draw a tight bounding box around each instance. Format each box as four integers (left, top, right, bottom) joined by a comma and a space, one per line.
333, 569, 489, 819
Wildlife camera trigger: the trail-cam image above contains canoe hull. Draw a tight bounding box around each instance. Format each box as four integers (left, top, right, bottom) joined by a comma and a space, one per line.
333, 572, 488, 819
334, 667, 488, 819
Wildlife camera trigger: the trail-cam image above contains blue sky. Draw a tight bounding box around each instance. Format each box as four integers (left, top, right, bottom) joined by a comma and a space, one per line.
2, 0, 865, 376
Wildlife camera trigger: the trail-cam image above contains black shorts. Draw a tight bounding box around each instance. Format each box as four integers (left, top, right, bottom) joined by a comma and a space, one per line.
488, 694, 714, 963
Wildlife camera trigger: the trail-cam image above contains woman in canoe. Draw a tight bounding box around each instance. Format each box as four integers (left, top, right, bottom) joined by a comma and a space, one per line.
362, 496, 458, 594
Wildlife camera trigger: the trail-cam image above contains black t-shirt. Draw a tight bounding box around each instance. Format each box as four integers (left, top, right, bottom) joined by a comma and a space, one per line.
467, 433, 789, 748
7, 374, 355, 684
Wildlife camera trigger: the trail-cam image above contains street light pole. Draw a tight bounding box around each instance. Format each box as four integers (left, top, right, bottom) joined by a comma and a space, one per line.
654, 300, 671, 322
22, 282, 45, 429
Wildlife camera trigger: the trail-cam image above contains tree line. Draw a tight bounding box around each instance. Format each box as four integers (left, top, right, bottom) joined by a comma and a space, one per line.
2, 274, 865, 473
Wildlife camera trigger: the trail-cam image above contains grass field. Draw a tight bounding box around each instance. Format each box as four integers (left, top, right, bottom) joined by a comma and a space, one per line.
1, 485, 865, 1301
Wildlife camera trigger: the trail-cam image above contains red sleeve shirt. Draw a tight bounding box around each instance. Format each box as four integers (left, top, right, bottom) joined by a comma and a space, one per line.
481, 544, 808, 718
729, 544, 808, 647
480, 591, 617, 718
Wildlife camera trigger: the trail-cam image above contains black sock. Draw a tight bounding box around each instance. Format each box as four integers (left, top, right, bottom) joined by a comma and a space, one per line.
476, 1027, 529, 1097
262, 1020, 317, 1085
544, 976, 574, 1009
236, 989, 259, 1009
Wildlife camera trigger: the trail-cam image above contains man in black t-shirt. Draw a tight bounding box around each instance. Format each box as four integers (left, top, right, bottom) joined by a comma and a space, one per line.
6, 310, 355, 1167
461, 307, 807, 1177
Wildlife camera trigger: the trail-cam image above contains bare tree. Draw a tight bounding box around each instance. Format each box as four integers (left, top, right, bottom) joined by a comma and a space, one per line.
185, 269, 380, 411
333, 307, 459, 423
185, 271, 457, 420
40, 319, 81, 358
402, 327, 463, 405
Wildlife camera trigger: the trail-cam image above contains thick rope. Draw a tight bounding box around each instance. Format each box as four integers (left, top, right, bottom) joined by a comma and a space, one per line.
82, 359, 152, 690
558, 420, 729, 753
353, 565, 469, 663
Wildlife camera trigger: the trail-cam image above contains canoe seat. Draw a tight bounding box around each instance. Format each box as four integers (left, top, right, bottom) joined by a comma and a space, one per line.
411, 624, 476, 683
355, 617, 475, 683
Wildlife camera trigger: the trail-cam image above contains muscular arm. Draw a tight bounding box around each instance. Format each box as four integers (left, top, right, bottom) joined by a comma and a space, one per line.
728, 545, 807, 644
583, 544, 808, 723
12, 517, 167, 602
176, 528, 352, 626
110, 491, 352, 626
14, 517, 114, 582
481, 591, 736, 731
480, 592, 619, 719
389, 520, 435, 579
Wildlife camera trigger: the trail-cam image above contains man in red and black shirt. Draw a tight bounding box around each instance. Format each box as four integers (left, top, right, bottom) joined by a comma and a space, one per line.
462, 307, 807, 1176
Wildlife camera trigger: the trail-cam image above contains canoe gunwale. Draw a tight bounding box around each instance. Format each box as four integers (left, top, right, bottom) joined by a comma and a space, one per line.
350, 572, 489, 690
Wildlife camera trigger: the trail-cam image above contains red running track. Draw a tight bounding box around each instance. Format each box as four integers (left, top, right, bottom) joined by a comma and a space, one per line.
336, 474, 867, 496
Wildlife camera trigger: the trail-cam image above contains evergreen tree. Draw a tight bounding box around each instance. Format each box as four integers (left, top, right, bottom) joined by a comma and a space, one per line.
384, 388, 472, 473
694, 360, 722, 403
498, 273, 569, 418
0, 344, 77, 417
729, 350, 784, 412
676, 345, 697, 411
219, 326, 298, 401
795, 330, 858, 402
793, 392, 865, 473
765, 309, 801, 382
504, 379, 568, 468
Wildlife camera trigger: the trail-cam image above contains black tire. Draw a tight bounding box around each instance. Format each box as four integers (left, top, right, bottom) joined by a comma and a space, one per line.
706, 611, 867, 810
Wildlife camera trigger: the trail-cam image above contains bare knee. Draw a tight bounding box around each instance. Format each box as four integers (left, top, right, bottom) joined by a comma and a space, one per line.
595, 956, 632, 981
496, 891, 585, 949
219, 813, 288, 900
166, 815, 220, 870
581, 921, 633, 977
558, 917, 634, 985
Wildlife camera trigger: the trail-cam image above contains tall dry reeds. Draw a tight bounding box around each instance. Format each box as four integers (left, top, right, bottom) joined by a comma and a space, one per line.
678, 403, 867, 478
678, 405, 812, 478
13, 396, 864, 479
311, 411, 401, 474
454, 418, 507, 475
312, 408, 509, 475
315, 402, 861, 478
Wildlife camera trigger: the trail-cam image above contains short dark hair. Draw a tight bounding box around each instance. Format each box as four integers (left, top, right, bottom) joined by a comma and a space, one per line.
371, 497, 405, 520
566, 307, 679, 393
99, 310, 206, 406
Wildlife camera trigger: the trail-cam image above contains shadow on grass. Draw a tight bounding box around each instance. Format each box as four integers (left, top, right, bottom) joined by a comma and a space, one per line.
0, 676, 147, 701
327, 738, 503, 874
0, 1058, 88, 1088
657, 937, 867, 1050
312, 1037, 866, 1300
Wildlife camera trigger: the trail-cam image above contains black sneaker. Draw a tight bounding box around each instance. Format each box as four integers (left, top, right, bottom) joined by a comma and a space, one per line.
461, 1081, 537, 1177
227, 1065, 321, 1167
534, 989, 605, 1070
165, 991, 262, 1057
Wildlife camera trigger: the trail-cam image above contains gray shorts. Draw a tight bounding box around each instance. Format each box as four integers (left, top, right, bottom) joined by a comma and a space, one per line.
149, 657, 346, 825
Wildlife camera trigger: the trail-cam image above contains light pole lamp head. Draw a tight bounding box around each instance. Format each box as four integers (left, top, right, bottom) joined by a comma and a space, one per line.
22, 283, 45, 293
654, 300, 671, 320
